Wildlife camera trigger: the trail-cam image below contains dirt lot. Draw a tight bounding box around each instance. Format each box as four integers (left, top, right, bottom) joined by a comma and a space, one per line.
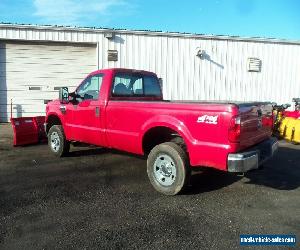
0, 123, 299, 249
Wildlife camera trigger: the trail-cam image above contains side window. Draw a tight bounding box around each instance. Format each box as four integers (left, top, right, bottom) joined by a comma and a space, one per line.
77, 74, 103, 100
113, 75, 132, 96
144, 76, 161, 96
132, 78, 143, 95
112, 73, 161, 97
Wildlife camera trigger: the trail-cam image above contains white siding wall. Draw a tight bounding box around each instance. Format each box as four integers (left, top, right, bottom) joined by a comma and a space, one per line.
102, 33, 300, 104
1, 24, 300, 122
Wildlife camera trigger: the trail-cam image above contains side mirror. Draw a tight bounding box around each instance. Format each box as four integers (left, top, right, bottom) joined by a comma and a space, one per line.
59, 87, 69, 104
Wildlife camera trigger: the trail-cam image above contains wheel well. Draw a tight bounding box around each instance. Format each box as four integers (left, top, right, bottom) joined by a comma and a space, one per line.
46, 115, 62, 133
142, 126, 187, 155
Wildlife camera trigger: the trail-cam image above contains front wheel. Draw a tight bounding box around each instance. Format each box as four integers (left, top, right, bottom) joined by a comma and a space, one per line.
147, 142, 190, 195
48, 125, 70, 157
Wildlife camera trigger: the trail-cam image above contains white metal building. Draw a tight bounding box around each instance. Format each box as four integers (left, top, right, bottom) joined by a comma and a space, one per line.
0, 23, 300, 122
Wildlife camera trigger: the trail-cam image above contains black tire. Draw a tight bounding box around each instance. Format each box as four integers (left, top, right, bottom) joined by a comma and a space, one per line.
48, 125, 70, 157
147, 142, 190, 195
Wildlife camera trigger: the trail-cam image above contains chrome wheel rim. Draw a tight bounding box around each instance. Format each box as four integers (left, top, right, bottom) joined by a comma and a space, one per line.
153, 154, 176, 186
50, 131, 60, 152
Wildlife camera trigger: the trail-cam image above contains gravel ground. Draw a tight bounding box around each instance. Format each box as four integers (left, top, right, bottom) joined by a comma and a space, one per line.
0, 123, 299, 249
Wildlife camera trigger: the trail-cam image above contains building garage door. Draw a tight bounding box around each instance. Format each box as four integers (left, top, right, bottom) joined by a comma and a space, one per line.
0, 41, 97, 122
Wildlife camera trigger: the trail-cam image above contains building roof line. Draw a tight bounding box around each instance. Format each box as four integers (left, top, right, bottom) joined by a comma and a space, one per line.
1, 22, 300, 45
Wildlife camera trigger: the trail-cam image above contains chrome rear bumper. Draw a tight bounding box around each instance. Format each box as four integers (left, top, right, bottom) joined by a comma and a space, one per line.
227, 137, 278, 172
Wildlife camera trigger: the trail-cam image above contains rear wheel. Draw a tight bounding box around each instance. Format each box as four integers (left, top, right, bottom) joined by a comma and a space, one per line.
147, 142, 190, 195
48, 125, 70, 157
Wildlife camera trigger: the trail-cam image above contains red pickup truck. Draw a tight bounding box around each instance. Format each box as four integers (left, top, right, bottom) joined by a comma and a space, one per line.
45, 68, 278, 195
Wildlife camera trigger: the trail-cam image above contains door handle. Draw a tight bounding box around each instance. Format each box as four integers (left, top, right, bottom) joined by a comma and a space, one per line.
60, 105, 66, 114
95, 107, 100, 117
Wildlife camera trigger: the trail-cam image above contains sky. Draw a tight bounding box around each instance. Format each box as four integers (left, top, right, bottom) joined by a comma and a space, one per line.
0, 0, 299, 40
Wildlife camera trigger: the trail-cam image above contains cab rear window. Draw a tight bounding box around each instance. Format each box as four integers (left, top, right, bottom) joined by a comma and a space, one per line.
112, 73, 161, 97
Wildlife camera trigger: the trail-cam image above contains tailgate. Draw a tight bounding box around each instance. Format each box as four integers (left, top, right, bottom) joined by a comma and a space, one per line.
238, 103, 273, 149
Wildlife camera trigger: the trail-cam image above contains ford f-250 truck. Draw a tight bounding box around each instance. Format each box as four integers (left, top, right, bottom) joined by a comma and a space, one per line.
45, 68, 278, 195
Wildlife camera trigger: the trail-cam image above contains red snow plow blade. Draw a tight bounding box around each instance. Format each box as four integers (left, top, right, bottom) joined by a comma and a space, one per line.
283, 110, 300, 119
11, 116, 47, 146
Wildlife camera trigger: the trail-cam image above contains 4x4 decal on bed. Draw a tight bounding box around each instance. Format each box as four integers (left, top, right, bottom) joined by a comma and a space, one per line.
197, 115, 219, 124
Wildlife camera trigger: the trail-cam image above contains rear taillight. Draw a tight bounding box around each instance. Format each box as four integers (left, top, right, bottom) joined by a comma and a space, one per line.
228, 116, 241, 143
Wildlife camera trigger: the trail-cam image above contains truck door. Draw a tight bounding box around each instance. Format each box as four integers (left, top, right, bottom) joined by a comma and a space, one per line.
69, 73, 105, 146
